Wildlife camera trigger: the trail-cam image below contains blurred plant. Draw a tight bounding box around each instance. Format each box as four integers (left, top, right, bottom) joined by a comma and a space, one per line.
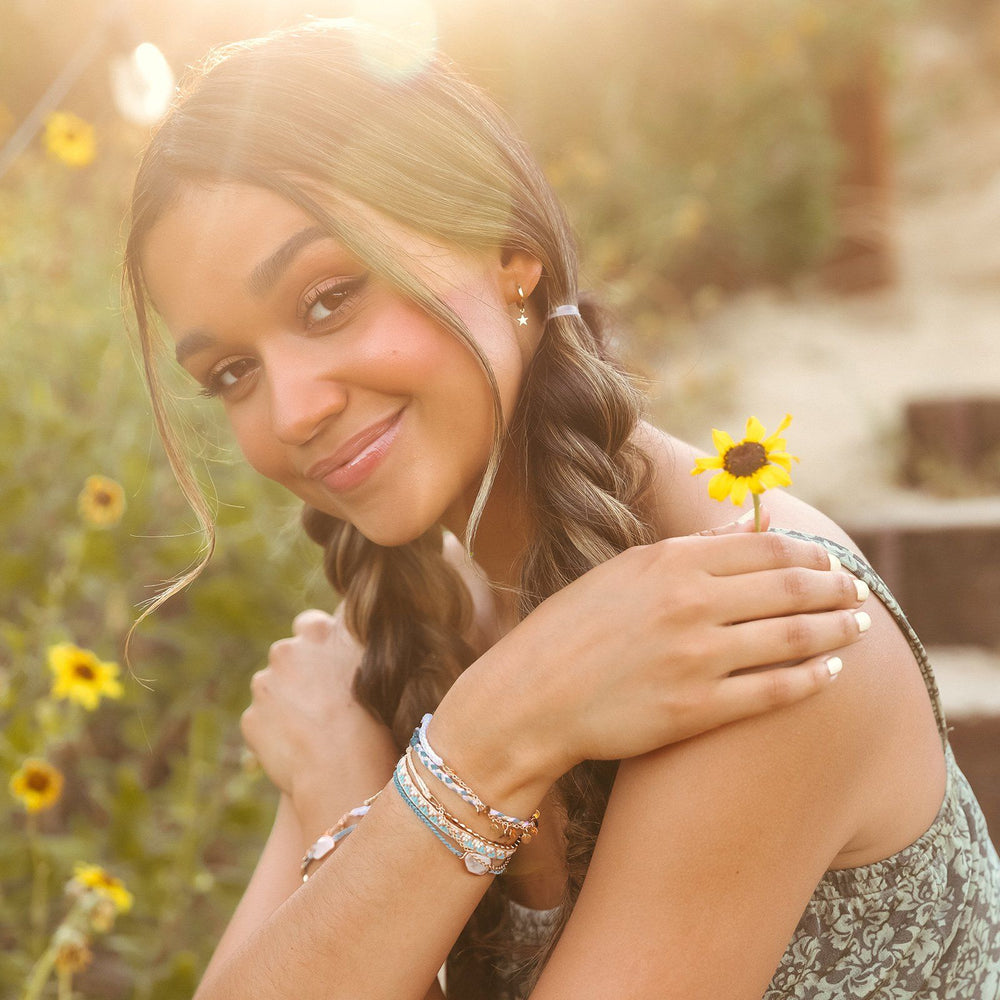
48, 643, 123, 710
22, 866, 132, 1000
77, 476, 126, 529
9, 759, 65, 815
43, 111, 96, 169
0, 119, 328, 998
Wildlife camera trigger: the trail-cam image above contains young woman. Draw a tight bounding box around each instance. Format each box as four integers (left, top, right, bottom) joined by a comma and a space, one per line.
124, 20, 1000, 1000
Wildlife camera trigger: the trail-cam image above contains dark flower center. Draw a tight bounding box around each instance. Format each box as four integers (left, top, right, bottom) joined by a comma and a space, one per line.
723, 441, 768, 477
94, 490, 112, 507
27, 771, 51, 792
73, 662, 96, 680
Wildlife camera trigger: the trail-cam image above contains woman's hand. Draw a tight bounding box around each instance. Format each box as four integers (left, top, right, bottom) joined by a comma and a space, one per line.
433, 528, 869, 809
240, 609, 398, 813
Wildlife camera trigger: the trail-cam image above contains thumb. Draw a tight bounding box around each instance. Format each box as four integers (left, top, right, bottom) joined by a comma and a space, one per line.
695, 503, 771, 536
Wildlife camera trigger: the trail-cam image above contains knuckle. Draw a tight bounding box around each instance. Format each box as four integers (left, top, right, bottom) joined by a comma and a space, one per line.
292, 608, 333, 637
762, 669, 796, 706
249, 668, 269, 696
783, 568, 810, 601
783, 615, 814, 656
765, 533, 794, 564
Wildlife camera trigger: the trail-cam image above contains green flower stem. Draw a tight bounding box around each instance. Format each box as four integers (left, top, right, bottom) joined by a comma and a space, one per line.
753, 493, 762, 533
21, 937, 59, 1000
26, 815, 50, 955
21, 899, 87, 1000
57, 966, 73, 1000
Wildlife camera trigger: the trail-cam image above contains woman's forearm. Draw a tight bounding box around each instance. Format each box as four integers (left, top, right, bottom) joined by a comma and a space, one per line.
193, 781, 503, 999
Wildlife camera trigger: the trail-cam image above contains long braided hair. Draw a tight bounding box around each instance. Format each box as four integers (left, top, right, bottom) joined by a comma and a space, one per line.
124, 20, 654, 995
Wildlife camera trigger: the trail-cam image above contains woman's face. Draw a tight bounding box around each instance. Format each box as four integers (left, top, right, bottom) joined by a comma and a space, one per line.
141, 182, 541, 546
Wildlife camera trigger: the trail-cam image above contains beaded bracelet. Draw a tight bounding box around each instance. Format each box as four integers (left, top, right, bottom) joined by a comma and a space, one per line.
393, 754, 518, 876
300, 792, 380, 883
412, 714, 540, 843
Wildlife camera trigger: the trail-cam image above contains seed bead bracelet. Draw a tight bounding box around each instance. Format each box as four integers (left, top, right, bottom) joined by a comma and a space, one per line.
300, 791, 381, 883
412, 714, 540, 843
403, 747, 519, 848
393, 754, 518, 876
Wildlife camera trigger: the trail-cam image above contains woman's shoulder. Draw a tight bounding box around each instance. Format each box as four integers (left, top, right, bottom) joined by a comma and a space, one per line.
630, 425, 947, 870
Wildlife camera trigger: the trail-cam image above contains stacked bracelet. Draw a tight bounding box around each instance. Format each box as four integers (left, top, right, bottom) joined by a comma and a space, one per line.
300, 792, 380, 883
393, 753, 519, 875
412, 714, 540, 843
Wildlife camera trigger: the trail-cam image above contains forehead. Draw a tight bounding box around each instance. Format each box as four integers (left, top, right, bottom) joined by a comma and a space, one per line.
140, 181, 494, 331
141, 183, 317, 310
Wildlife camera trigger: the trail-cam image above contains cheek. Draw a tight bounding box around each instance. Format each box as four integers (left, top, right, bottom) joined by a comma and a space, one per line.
229, 409, 289, 481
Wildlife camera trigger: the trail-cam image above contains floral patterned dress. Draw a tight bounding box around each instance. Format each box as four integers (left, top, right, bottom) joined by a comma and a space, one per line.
762, 531, 1000, 999
500, 533, 1000, 999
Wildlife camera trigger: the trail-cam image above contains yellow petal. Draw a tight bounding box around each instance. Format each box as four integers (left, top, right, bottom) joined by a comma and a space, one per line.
692, 455, 724, 475
711, 428, 734, 454
768, 451, 798, 471
762, 414, 793, 450
758, 465, 792, 489
729, 476, 750, 505
708, 471, 736, 502
744, 416, 766, 442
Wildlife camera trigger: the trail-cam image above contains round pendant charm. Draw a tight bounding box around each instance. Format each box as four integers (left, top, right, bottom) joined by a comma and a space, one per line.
464, 852, 492, 875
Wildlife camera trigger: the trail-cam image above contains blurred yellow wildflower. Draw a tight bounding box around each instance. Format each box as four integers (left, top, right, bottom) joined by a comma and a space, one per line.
54, 928, 93, 975
10, 758, 64, 813
78, 475, 126, 527
692, 413, 798, 512
71, 863, 133, 914
44, 111, 96, 167
49, 643, 123, 710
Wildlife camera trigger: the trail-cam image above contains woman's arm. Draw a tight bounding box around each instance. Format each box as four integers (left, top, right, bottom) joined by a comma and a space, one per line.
193, 531, 864, 1000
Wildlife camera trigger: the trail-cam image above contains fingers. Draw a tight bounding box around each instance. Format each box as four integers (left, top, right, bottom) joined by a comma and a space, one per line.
688, 530, 840, 577
695, 506, 767, 536
722, 606, 869, 670
292, 608, 335, 641
716, 565, 868, 623
702, 653, 845, 730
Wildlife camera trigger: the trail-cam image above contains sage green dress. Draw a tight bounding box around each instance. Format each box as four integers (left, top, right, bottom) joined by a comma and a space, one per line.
762, 531, 1000, 998
500, 532, 1000, 999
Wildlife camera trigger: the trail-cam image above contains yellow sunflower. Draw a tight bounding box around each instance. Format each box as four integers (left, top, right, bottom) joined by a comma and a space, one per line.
9, 758, 64, 813
77, 475, 126, 528
44, 111, 96, 168
48, 643, 123, 710
71, 863, 133, 914
692, 414, 799, 506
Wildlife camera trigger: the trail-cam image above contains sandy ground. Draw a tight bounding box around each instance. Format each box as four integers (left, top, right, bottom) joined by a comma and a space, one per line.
655, 17, 1000, 721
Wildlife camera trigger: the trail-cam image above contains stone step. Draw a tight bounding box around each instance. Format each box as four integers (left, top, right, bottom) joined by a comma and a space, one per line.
846, 495, 1000, 646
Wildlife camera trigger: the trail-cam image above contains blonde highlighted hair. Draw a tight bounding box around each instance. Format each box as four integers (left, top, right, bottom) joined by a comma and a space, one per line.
124, 20, 653, 995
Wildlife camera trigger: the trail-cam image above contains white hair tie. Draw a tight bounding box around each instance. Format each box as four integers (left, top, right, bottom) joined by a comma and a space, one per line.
546, 304, 581, 320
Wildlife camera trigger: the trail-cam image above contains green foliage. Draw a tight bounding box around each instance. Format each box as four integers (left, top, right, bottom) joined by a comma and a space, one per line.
0, 136, 328, 998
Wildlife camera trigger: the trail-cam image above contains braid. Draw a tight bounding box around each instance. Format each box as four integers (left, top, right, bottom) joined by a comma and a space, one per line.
301, 507, 476, 748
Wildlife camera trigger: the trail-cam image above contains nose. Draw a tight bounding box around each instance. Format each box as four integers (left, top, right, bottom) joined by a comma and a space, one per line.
267, 355, 347, 446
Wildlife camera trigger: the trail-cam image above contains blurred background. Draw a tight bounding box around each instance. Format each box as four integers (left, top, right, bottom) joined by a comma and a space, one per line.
2, 0, 999, 995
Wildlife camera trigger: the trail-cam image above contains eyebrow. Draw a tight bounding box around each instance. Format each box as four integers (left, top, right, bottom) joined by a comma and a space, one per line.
247, 225, 327, 298
174, 225, 329, 367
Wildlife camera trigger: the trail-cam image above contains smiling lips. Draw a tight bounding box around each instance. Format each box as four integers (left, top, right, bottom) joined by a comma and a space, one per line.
305, 410, 404, 493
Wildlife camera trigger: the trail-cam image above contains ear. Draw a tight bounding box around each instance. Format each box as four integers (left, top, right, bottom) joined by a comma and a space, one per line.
498, 250, 544, 304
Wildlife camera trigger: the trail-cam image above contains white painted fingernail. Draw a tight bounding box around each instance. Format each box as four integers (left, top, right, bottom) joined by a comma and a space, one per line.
854, 579, 870, 602
854, 610, 872, 633
736, 509, 755, 524
829, 553, 842, 572
826, 656, 843, 678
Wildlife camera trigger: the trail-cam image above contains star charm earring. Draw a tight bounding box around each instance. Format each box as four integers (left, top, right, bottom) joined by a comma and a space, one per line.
516, 285, 528, 327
